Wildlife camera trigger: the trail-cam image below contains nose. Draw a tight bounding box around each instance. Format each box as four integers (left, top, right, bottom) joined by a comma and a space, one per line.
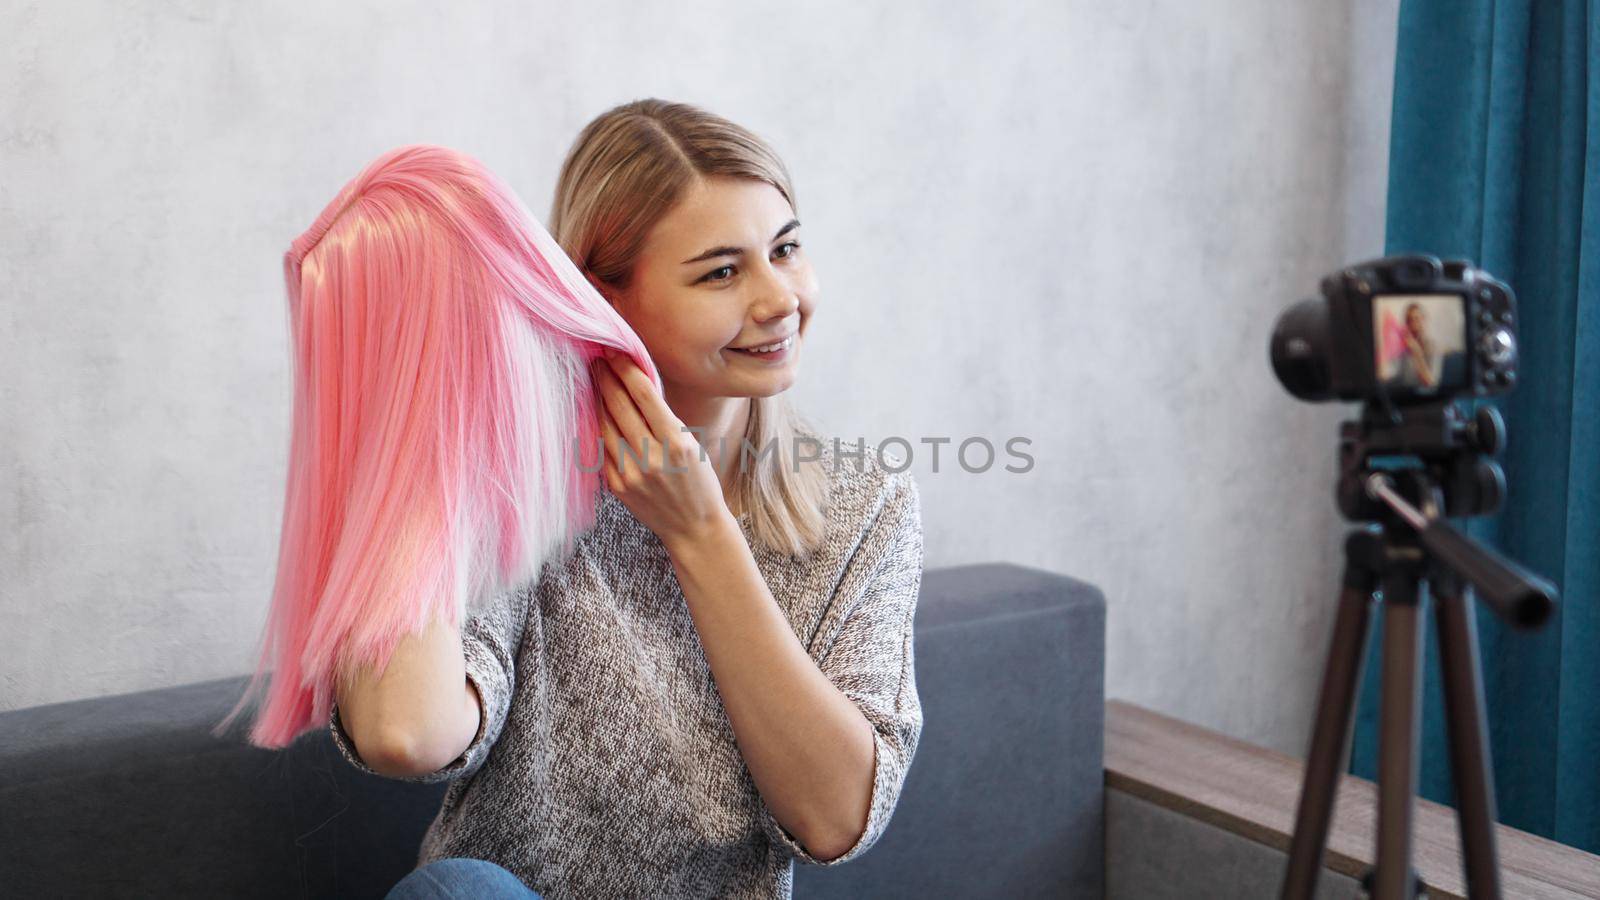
749, 264, 800, 323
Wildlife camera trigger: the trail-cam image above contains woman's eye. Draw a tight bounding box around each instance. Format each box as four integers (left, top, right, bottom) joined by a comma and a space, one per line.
700, 242, 800, 283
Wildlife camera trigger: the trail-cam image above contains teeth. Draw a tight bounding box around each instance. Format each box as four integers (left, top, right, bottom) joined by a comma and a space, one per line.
738, 335, 793, 353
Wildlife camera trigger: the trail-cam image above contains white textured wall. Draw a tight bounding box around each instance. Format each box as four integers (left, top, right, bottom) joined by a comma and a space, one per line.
1, 0, 1397, 755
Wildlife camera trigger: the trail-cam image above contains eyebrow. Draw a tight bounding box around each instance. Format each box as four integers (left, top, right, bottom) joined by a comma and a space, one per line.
680, 219, 801, 265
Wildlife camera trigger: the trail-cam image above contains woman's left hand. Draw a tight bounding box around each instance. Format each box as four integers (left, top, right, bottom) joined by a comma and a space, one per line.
591, 351, 733, 547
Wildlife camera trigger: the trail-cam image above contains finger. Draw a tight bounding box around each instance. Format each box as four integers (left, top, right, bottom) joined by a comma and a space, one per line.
596, 396, 634, 478
598, 438, 623, 494
594, 359, 655, 467
604, 354, 681, 445
599, 385, 655, 477
600, 436, 624, 493
591, 394, 611, 469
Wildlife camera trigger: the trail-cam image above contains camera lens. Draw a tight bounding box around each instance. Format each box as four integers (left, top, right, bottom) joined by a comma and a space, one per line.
1270, 299, 1333, 401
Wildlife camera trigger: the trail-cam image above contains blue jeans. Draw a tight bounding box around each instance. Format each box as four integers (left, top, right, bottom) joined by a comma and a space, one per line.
386, 857, 544, 899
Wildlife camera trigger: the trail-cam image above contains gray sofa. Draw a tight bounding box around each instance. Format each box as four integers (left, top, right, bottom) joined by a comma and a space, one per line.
0, 562, 1106, 899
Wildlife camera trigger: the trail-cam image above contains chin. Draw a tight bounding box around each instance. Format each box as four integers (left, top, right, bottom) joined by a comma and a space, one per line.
741, 370, 799, 398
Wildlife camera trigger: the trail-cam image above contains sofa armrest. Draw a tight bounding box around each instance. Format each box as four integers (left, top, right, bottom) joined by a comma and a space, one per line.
796, 562, 1107, 899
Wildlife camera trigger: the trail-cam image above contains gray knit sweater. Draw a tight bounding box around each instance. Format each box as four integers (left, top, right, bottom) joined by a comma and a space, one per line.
328, 435, 925, 899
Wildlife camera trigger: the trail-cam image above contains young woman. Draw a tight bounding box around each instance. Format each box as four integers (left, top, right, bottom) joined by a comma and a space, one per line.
1398, 301, 1439, 388
338, 99, 926, 900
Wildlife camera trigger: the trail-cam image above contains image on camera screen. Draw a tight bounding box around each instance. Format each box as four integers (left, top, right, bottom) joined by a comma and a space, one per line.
1373, 293, 1468, 392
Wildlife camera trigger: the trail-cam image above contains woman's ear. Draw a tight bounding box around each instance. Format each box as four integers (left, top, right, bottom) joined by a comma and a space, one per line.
586, 273, 624, 311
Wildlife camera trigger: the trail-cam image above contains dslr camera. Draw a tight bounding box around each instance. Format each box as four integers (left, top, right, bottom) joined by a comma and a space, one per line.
1270, 254, 1519, 404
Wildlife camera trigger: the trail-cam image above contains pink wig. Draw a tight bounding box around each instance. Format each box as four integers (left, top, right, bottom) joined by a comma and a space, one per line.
216, 144, 658, 749
1378, 309, 1410, 368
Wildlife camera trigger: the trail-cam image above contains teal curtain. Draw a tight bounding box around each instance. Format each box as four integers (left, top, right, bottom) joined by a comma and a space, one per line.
1348, 0, 1600, 853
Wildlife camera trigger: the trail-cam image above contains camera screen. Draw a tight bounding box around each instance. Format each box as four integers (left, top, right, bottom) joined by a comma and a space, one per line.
1373, 293, 1468, 392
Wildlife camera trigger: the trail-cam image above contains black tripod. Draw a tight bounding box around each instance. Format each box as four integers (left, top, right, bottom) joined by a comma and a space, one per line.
1280, 401, 1558, 900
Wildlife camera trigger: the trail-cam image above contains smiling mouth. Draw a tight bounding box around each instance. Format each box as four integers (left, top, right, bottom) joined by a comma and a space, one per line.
728, 334, 796, 355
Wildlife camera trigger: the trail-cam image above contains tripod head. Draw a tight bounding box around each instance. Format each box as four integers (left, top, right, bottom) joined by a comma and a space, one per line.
1335, 398, 1557, 628
1337, 399, 1505, 520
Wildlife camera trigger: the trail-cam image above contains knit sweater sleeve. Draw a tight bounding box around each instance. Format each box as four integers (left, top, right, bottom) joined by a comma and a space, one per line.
328, 578, 534, 783
762, 471, 926, 866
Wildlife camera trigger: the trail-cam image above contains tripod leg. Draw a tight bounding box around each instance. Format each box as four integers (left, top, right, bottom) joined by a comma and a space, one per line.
1433, 578, 1503, 899
1374, 570, 1423, 900
1282, 530, 1382, 900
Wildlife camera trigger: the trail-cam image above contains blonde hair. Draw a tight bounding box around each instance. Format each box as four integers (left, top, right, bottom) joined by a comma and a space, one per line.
549, 99, 830, 560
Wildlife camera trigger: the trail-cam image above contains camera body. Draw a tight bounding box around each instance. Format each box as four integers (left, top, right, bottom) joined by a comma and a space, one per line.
1270, 254, 1519, 404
